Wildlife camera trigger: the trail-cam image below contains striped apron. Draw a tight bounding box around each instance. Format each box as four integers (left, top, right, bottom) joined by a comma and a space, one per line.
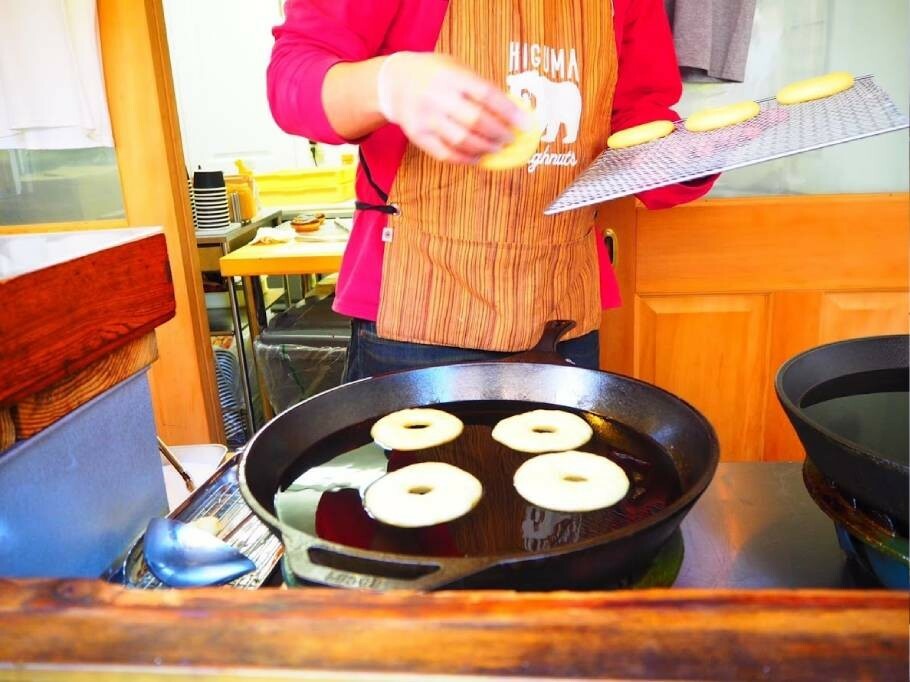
377, 0, 618, 352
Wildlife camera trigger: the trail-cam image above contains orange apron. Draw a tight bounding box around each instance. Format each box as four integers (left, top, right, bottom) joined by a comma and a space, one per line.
377, 0, 618, 352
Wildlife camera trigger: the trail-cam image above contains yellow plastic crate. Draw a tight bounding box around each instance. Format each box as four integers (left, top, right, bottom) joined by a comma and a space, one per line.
254, 166, 356, 207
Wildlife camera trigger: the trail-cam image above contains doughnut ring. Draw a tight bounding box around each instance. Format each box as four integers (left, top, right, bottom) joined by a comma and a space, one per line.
370, 408, 464, 451
513, 451, 630, 512
363, 462, 483, 528
491, 409, 593, 453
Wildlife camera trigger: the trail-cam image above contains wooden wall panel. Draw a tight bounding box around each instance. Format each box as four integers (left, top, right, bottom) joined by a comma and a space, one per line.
637, 194, 910, 295
818, 291, 909, 342
763, 290, 910, 461
762, 292, 824, 461
636, 294, 770, 461
98, 0, 223, 444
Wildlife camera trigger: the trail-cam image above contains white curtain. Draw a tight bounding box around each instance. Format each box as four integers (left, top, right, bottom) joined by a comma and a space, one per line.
0, 0, 114, 150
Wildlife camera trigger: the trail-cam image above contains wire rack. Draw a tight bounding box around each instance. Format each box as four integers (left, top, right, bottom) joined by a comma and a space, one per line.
545, 75, 909, 215
107, 459, 283, 589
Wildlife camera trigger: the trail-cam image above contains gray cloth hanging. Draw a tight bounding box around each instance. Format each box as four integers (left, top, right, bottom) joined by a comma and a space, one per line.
664, 0, 757, 83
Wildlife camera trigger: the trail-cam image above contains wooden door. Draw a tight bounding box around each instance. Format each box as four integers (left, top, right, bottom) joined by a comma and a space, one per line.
635, 294, 770, 460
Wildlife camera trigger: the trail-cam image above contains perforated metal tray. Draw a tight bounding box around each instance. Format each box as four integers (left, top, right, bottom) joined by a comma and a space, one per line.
545, 75, 909, 215
104, 455, 283, 589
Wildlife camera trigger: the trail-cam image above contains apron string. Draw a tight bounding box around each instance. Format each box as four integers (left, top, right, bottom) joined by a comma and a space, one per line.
355, 200, 398, 214
356, 147, 399, 214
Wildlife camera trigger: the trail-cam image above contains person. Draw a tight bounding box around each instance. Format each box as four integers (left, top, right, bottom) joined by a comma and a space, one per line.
268, 0, 718, 381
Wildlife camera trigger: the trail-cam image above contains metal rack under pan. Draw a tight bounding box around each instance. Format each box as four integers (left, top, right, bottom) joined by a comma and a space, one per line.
105, 454, 283, 589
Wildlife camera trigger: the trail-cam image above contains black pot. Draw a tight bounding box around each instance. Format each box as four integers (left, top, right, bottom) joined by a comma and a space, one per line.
776, 335, 909, 525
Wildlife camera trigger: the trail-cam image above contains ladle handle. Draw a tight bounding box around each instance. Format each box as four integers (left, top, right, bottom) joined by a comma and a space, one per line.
501, 319, 576, 366
158, 437, 195, 492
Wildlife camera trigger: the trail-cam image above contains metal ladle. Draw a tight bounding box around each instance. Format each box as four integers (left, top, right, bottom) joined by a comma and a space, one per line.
143, 518, 256, 588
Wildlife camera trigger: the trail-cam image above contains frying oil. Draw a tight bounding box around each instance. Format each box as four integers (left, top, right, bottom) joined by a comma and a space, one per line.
801, 369, 909, 467
277, 401, 682, 558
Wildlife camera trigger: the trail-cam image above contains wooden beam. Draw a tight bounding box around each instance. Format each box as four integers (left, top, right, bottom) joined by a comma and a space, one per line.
636, 193, 910, 295
13, 334, 159, 439
0, 581, 906, 680
97, 0, 224, 444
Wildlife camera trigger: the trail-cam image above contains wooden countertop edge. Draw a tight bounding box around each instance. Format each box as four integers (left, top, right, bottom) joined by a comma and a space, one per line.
1, 580, 907, 680
220, 249, 345, 277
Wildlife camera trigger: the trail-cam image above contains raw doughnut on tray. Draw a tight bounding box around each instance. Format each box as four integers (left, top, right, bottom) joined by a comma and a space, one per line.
607, 120, 675, 149
777, 71, 855, 105
513, 451, 630, 513
491, 409, 593, 453
371, 408, 464, 451
684, 100, 761, 133
364, 462, 483, 528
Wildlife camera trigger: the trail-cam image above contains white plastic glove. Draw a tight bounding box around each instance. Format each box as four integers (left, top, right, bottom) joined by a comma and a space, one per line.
377, 52, 529, 164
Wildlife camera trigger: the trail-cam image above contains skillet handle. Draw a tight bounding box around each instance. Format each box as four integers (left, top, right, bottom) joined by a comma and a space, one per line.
501, 319, 577, 366
284, 534, 486, 591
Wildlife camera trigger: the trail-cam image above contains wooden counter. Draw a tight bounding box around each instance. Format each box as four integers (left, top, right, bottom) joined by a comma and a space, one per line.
0, 581, 906, 680
219, 236, 346, 277
0, 228, 174, 450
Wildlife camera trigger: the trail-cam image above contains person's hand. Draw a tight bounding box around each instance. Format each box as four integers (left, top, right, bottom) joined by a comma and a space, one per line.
377, 52, 530, 164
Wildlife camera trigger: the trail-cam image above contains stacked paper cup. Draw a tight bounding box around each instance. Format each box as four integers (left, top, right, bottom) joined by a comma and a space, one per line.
193, 170, 230, 229
187, 178, 197, 226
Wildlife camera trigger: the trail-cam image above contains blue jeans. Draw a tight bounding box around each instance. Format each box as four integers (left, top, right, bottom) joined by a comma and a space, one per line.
342, 319, 600, 382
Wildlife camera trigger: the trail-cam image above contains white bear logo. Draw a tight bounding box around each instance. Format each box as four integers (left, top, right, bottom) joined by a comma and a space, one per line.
507, 70, 582, 145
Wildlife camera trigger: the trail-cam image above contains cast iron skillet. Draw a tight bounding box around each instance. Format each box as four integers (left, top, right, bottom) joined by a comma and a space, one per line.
776, 334, 909, 526
240, 321, 719, 590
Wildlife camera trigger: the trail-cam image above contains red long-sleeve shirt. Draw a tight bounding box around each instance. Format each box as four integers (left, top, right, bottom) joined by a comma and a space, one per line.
268, 0, 717, 321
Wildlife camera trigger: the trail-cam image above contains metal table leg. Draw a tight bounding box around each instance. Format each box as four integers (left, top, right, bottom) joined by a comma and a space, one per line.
226, 274, 255, 437
283, 275, 293, 306
242, 275, 275, 422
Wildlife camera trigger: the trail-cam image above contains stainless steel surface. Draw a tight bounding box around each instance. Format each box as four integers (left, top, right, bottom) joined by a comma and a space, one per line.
157, 437, 194, 492
546, 75, 910, 214
143, 518, 256, 587
677, 462, 872, 588
108, 457, 283, 589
